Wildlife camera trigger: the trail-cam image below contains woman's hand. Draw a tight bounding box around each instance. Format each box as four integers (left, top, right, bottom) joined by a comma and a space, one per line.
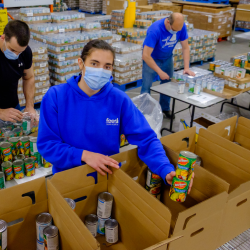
166, 171, 195, 194
81, 150, 120, 175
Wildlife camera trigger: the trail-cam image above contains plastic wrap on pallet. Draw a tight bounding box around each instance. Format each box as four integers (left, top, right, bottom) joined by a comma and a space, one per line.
79, 0, 102, 13
236, 21, 250, 29
51, 11, 85, 22
64, 0, 79, 8
182, 6, 235, 38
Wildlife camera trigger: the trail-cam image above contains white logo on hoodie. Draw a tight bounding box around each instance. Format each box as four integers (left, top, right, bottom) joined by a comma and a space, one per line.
106, 118, 119, 126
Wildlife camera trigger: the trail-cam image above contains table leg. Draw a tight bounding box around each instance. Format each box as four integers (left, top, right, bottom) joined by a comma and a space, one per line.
169, 98, 176, 132
190, 105, 195, 127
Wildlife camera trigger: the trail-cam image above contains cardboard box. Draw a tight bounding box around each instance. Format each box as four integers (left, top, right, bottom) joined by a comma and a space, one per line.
152, 3, 182, 13
208, 116, 250, 151
235, 9, 250, 22
0, 177, 90, 250
49, 164, 182, 250
179, 112, 221, 135
162, 127, 250, 247
137, 5, 153, 12
111, 146, 229, 250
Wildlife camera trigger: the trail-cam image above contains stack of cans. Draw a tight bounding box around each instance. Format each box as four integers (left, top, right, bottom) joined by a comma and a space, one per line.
145, 168, 162, 200
169, 151, 197, 203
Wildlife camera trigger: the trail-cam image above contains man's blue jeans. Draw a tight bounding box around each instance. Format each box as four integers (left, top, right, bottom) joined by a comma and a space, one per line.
141, 56, 173, 112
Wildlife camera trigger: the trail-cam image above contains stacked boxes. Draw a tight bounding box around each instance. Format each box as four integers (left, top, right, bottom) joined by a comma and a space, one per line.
153, 2, 183, 12
236, 4, 250, 24
51, 11, 85, 23
111, 10, 125, 33
19, 7, 51, 24
102, 0, 107, 14
173, 29, 218, 70
79, 0, 102, 13
53, 0, 65, 12
183, 6, 235, 38
236, 21, 250, 30
18, 40, 50, 107
85, 15, 111, 30
64, 0, 79, 9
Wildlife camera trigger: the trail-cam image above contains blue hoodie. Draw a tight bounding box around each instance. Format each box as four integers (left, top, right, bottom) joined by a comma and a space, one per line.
37, 75, 175, 182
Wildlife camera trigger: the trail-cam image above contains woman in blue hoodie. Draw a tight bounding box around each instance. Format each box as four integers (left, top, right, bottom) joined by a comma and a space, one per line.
37, 39, 193, 189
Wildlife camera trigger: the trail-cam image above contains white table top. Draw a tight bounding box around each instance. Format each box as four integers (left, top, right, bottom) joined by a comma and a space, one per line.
151, 82, 225, 108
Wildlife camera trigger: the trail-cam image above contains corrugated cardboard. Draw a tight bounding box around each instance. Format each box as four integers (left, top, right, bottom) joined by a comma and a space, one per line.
0, 177, 93, 250
235, 9, 250, 22
208, 116, 250, 151
49, 164, 181, 250
152, 3, 182, 12
111, 145, 229, 250
162, 127, 250, 247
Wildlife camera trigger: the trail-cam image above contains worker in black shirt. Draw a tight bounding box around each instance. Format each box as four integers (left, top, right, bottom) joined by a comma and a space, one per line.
0, 20, 35, 123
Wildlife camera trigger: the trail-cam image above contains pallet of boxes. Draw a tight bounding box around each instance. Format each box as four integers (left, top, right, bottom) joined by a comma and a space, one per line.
152, 2, 183, 13
182, 5, 235, 39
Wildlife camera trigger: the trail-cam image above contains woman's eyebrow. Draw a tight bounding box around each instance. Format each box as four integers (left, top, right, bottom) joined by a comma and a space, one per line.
90, 59, 100, 63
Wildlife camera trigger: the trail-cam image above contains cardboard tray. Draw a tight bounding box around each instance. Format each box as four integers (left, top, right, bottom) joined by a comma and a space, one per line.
214, 72, 250, 84
172, 1, 229, 7
20, 12, 51, 17
208, 116, 250, 151
49, 55, 80, 62
202, 85, 242, 99
49, 63, 79, 69
48, 47, 83, 54
162, 127, 250, 248
32, 49, 48, 56
31, 28, 81, 35
52, 69, 80, 76
52, 18, 85, 23
24, 20, 52, 24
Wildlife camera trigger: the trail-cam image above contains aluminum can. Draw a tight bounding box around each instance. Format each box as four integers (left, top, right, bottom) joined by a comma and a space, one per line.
97, 192, 113, 219
85, 214, 98, 237
36, 213, 53, 242
105, 219, 118, 244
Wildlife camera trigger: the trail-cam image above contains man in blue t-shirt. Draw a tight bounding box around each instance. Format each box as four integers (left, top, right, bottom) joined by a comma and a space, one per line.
141, 13, 195, 119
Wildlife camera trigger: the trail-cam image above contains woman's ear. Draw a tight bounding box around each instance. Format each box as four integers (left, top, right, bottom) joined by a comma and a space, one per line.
78, 58, 84, 71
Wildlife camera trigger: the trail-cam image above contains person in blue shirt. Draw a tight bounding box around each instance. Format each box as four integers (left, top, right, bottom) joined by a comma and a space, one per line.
141, 13, 195, 119
37, 39, 194, 190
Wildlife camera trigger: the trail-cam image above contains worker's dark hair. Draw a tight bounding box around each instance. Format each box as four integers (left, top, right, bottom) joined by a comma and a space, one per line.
4, 20, 30, 47
168, 14, 174, 25
81, 39, 115, 64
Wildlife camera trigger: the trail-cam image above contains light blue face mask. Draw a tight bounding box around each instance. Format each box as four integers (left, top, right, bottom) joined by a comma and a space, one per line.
3, 41, 20, 60
83, 63, 112, 91
169, 29, 177, 35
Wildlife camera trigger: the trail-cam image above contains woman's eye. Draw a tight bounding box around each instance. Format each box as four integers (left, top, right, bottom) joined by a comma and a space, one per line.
106, 66, 111, 70
92, 63, 97, 66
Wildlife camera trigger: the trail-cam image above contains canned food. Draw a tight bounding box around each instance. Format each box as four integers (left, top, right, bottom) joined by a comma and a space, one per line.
43, 225, 59, 250
65, 198, 76, 211
0, 171, 6, 190
85, 214, 98, 237
105, 219, 119, 244
12, 127, 23, 137
97, 216, 110, 235
233, 58, 241, 67
176, 151, 197, 181
196, 156, 202, 166
97, 192, 113, 219
42, 157, 53, 168
37, 240, 44, 250
241, 59, 247, 68
24, 158, 35, 177
0, 138, 7, 144
4, 131, 14, 140
0, 219, 7, 250
236, 69, 246, 79
22, 117, 31, 135
209, 62, 215, 71
0, 142, 12, 162
13, 160, 25, 179
169, 177, 190, 202
30, 137, 38, 154
247, 52, 250, 63
177, 81, 185, 94
194, 83, 201, 95
1, 161, 14, 181
20, 136, 30, 158
14, 154, 25, 161
36, 213, 53, 242
120, 134, 125, 146
5, 122, 14, 131
14, 122, 22, 128
9, 137, 20, 156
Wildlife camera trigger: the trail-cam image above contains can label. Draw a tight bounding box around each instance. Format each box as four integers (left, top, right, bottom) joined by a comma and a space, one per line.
0, 176, 5, 190
169, 177, 190, 202
37, 240, 44, 250
145, 185, 161, 195
13, 165, 25, 179
97, 217, 110, 235
33, 152, 42, 167
176, 153, 196, 181
22, 120, 31, 135
42, 157, 53, 168
25, 163, 35, 177
146, 169, 162, 188
3, 166, 14, 181
209, 63, 215, 71
44, 234, 59, 250
36, 221, 52, 242
20, 140, 30, 158
31, 155, 39, 169
105, 225, 118, 244
30, 141, 38, 154
13, 129, 23, 137
97, 199, 112, 219
10, 141, 20, 156
0, 229, 7, 250
1, 146, 12, 162
85, 222, 98, 237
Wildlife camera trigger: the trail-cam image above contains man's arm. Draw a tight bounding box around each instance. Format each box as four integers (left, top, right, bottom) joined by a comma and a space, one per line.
180, 39, 195, 76
22, 65, 36, 114
142, 46, 169, 80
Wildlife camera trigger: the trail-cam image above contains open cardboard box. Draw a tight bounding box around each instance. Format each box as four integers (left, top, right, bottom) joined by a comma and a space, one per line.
208, 116, 250, 151
161, 127, 250, 247
0, 177, 93, 250
111, 146, 229, 250
48, 164, 183, 250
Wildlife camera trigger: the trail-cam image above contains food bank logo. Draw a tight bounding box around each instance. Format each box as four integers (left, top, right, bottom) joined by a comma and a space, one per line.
174, 181, 187, 189
106, 118, 119, 126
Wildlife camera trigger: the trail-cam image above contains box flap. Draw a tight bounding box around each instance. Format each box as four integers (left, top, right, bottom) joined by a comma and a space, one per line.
160, 127, 196, 153
143, 236, 183, 250
208, 116, 237, 141
235, 117, 250, 150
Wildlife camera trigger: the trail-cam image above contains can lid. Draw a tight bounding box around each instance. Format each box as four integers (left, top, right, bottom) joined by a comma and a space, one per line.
85, 214, 98, 224
24, 158, 34, 164
13, 160, 24, 166
13, 127, 22, 132
0, 220, 7, 232
180, 151, 197, 159
8, 137, 20, 143
105, 219, 118, 228
65, 198, 76, 210
1, 161, 12, 168
30, 137, 37, 143
0, 138, 7, 142
0, 142, 12, 148
98, 192, 113, 202
15, 154, 25, 160
37, 213, 52, 224
20, 136, 29, 142
44, 225, 58, 237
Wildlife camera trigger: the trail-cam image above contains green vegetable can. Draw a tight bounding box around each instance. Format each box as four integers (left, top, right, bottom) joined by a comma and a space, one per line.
175, 151, 197, 181
169, 177, 190, 203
